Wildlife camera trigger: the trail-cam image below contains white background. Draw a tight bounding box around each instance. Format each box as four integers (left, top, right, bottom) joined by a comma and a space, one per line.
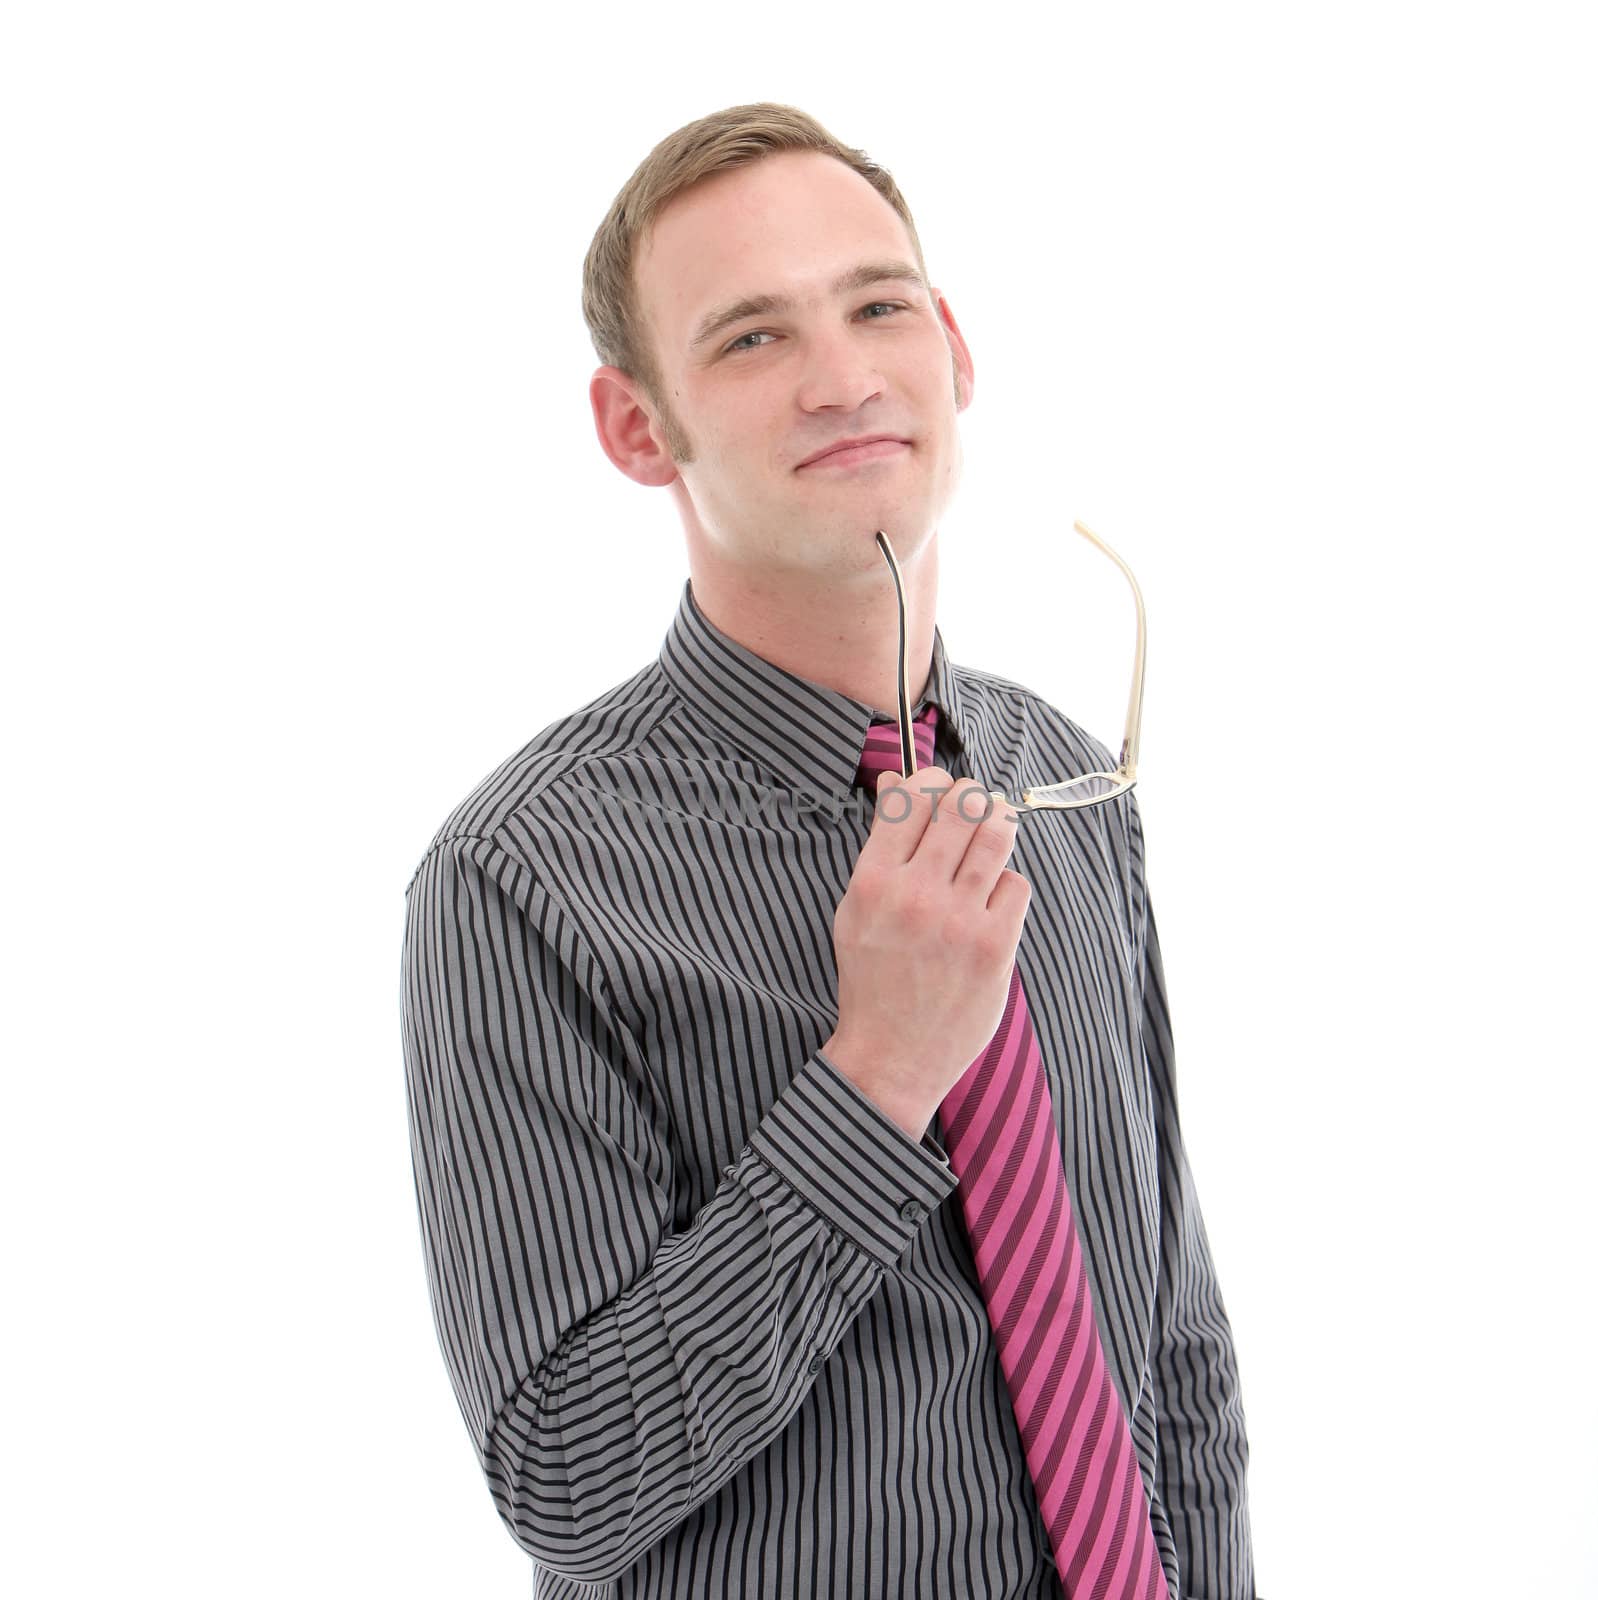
5, 3, 1594, 1595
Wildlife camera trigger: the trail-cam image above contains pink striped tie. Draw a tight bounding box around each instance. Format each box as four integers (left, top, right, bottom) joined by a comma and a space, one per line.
855, 705, 1171, 1600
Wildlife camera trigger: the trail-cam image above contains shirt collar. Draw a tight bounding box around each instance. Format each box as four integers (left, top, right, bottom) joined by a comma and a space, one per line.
658, 576, 970, 802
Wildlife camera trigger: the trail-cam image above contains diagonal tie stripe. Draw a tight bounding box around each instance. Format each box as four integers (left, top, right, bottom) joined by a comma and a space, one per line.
853, 705, 1171, 1600
855, 703, 940, 785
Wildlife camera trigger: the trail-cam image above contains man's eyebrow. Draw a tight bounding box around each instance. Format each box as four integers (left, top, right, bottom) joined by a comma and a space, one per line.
688, 260, 927, 354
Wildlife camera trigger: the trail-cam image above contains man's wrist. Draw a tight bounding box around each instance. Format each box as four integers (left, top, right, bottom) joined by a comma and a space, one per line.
821, 1034, 933, 1143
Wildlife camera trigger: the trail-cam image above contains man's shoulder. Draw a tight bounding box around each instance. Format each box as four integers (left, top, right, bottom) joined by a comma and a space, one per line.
406, 657, 678, 890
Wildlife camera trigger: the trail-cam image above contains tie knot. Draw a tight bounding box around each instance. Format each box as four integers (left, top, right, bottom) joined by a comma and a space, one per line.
855, 703, 940, 790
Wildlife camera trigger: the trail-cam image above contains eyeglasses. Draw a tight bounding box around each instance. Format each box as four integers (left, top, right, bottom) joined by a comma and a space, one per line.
873, 519, 1144, 813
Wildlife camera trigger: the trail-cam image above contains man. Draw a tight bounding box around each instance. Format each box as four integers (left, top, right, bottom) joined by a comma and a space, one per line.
401, 103, 1257, 1599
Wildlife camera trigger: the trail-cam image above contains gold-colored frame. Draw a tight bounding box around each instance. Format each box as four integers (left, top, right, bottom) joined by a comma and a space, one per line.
873, 520, 1145, 813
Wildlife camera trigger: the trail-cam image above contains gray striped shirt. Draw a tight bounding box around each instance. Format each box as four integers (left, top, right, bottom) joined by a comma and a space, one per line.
400, 577, 1256, 1598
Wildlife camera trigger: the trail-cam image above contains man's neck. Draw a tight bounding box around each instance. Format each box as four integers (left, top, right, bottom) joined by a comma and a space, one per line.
686, 541, 939, 723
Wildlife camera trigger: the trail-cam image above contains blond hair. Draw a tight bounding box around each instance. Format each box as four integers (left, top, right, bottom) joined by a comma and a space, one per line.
581, 102, 934, 429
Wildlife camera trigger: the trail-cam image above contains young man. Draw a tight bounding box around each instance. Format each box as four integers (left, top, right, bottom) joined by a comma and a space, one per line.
402, 104, 1257, 1599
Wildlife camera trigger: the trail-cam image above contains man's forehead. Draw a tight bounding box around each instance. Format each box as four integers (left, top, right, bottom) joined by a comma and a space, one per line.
639, 161, 923, 350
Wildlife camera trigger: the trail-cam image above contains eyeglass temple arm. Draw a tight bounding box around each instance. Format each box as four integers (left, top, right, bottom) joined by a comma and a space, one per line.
873, 529, 918, 778
1071, 519, 1145, 776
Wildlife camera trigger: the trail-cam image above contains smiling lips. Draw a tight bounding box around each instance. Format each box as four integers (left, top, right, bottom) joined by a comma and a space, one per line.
798, 438, 910, 470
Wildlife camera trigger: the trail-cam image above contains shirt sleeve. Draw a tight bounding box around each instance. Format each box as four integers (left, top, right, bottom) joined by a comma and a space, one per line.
1134, 804, 1259, 1598
400, 834, 959, 1586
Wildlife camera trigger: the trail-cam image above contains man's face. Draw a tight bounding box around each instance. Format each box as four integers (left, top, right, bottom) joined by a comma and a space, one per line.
614, 149, 974, 581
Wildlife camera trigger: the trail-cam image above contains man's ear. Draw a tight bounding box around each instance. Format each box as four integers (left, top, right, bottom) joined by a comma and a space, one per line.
931, 290, 975, 413
590, 367, 680, 487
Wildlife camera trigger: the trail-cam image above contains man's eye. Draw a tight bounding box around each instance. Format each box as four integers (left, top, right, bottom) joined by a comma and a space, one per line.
724, 302, 905, 355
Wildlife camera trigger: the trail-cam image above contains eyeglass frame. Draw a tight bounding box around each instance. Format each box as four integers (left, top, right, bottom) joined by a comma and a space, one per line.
873, 519, 1144, 813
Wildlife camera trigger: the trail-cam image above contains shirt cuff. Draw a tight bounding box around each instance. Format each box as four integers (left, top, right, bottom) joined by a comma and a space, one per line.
747, 1048, 960, 1270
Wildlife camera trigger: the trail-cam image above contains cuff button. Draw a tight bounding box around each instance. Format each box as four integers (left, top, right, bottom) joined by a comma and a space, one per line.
899, 1198, 925, 1224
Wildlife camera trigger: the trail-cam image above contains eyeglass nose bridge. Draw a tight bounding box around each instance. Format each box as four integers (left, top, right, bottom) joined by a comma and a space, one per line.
1011, 770, 1138, 814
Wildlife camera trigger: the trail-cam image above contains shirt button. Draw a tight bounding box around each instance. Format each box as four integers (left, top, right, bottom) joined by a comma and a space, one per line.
900, 1198, 925, 1224
806, 1353, 822, 1375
